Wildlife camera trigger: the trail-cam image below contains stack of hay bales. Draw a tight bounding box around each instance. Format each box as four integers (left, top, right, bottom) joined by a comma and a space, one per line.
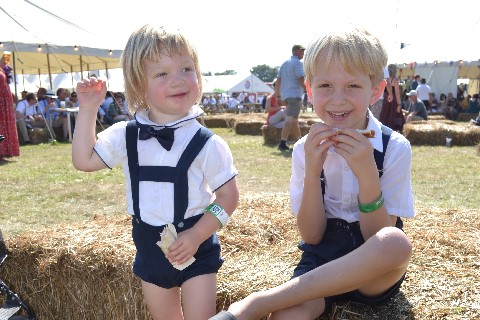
3, 193, 299, 320
403, 121, 480, 146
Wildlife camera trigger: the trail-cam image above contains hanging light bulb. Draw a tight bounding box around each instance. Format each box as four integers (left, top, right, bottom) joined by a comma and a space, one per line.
37, 44, 42, 52
108, 50, 113, 56
74, 45, 79, 51
0, 42, 3, 48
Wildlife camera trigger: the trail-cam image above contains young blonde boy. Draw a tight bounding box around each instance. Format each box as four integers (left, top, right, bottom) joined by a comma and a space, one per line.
211, 27, 414, 320
73, 25, 239, 320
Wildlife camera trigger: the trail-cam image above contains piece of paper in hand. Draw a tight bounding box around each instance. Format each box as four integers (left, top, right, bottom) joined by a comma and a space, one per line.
156, 223, 195, 270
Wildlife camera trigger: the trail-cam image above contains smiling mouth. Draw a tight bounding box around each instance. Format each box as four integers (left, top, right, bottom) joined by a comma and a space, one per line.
171, 92, 187, 98
329, 111, 349, 117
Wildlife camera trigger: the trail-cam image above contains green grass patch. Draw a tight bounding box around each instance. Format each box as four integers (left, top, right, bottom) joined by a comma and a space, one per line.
1, 130, 478, 236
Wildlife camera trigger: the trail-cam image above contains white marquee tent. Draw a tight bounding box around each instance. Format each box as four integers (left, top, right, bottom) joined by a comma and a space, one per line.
202, 73, 273, 97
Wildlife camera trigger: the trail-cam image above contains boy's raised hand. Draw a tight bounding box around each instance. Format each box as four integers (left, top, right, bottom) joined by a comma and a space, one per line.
76, 77, 107, 111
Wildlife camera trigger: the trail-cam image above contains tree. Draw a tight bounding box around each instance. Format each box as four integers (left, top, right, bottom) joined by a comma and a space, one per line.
251, 64, 278, 82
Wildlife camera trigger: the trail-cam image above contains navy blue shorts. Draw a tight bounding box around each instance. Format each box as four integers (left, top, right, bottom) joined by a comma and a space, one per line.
291, 218, 405, 312
131, 214, 223, 289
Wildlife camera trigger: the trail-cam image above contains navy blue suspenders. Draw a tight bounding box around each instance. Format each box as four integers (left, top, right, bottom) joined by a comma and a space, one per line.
126, 120, 213, 224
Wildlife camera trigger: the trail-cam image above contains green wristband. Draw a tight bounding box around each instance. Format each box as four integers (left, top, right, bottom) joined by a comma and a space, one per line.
358, 193, 384, 213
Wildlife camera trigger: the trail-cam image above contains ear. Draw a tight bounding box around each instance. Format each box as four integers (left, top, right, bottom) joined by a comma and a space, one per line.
369, 79, 386, 106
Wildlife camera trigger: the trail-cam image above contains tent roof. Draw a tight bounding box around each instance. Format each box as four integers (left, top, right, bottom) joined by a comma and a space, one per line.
1, 41, 122, 75
202, 73, 273, 94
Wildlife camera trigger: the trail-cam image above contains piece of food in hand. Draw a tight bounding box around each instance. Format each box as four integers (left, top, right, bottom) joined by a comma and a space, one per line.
356, 129, 375, 138
156, 223, 195, 270
333, 128, 375, 138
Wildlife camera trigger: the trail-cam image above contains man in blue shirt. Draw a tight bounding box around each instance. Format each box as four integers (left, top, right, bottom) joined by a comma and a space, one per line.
275, 45, 306, 151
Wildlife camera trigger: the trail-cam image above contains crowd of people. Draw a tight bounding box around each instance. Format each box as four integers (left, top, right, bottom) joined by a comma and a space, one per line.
374, 67, 480, 132
200, 92, 266, 114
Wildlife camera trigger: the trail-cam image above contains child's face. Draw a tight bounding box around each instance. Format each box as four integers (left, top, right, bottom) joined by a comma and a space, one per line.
144, 48, 199, 123
310, 57, 383, 130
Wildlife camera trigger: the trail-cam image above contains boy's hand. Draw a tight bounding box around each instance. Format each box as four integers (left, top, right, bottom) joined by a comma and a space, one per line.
330, 129, 377, 180
166, 228, 201, 266
76, 77, 107, 111
304, 123, 336, 176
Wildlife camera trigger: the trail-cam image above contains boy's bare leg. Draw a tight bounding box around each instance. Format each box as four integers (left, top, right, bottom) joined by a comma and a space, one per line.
225, 227, 412, 320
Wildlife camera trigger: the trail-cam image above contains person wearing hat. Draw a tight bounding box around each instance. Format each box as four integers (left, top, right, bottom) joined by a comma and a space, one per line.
403, 90, 428, 123
275, 44, 306, 151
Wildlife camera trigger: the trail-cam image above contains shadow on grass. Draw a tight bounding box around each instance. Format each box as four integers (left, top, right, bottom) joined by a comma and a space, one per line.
321, 292, 414, 320
263, 143, 293, 158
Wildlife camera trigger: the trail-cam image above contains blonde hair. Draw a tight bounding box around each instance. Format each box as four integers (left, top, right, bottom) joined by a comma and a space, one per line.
121, 24, 202, 113
304, 27, 387, 86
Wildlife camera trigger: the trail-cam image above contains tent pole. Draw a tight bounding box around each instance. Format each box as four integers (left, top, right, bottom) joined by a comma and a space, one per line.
80, 55, 83, 80
70, 66, 74, 92
46, 52, 53, 89
12, 51, 18, 103
38, 68, 42, 88
105, 62, 109, 88
22, 69, 25, 90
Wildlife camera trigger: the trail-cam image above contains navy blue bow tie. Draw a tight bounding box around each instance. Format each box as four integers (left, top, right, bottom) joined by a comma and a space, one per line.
138, 125, 176, 151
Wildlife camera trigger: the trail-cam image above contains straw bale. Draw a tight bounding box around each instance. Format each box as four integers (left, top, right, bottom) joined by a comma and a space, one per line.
427, 114, 446, 121
234, 121, 264, 135
457, 112, 477, 122
203, 117, 230, 128
403, 121, 480, 146
3, 193, 480, 319
261, 125, 311, 145
29, 128, 50, 144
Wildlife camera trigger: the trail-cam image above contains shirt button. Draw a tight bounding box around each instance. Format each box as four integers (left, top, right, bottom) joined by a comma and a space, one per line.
177, 222, 184, 228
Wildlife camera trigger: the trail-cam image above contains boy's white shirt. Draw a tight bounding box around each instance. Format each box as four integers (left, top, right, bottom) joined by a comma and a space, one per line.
93, 105, 238, 226
290, 110, 414, 223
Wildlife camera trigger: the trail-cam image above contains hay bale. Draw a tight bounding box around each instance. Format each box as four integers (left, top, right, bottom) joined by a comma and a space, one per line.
235, 121, 264, 135
427, 114, 446, 121
403, 122, 480, 146
4, 195, 479, 319
261, 125, 310, 145
203, 117, 230, 128
4, 216, 148, 320
457, 113, 478, 122
3, 194, 298, 320
28, 128, 50, 144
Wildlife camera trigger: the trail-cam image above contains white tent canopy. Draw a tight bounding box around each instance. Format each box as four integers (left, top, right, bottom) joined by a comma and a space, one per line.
202, 73, 273, 96
1, 41, 122, 75
390, 42, 480, 96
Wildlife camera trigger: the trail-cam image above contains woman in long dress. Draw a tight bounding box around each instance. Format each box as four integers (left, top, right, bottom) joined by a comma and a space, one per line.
379, 64, 404, 132
0, 54, 20, 159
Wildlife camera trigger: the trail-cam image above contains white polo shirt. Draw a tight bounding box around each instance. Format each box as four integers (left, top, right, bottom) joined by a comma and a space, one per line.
94, 105, 238, 226
290, 111, 414, 223
16, 100, 37, 117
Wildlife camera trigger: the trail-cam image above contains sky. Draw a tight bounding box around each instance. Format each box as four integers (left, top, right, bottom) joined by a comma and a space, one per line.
1, 0, 480, 76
